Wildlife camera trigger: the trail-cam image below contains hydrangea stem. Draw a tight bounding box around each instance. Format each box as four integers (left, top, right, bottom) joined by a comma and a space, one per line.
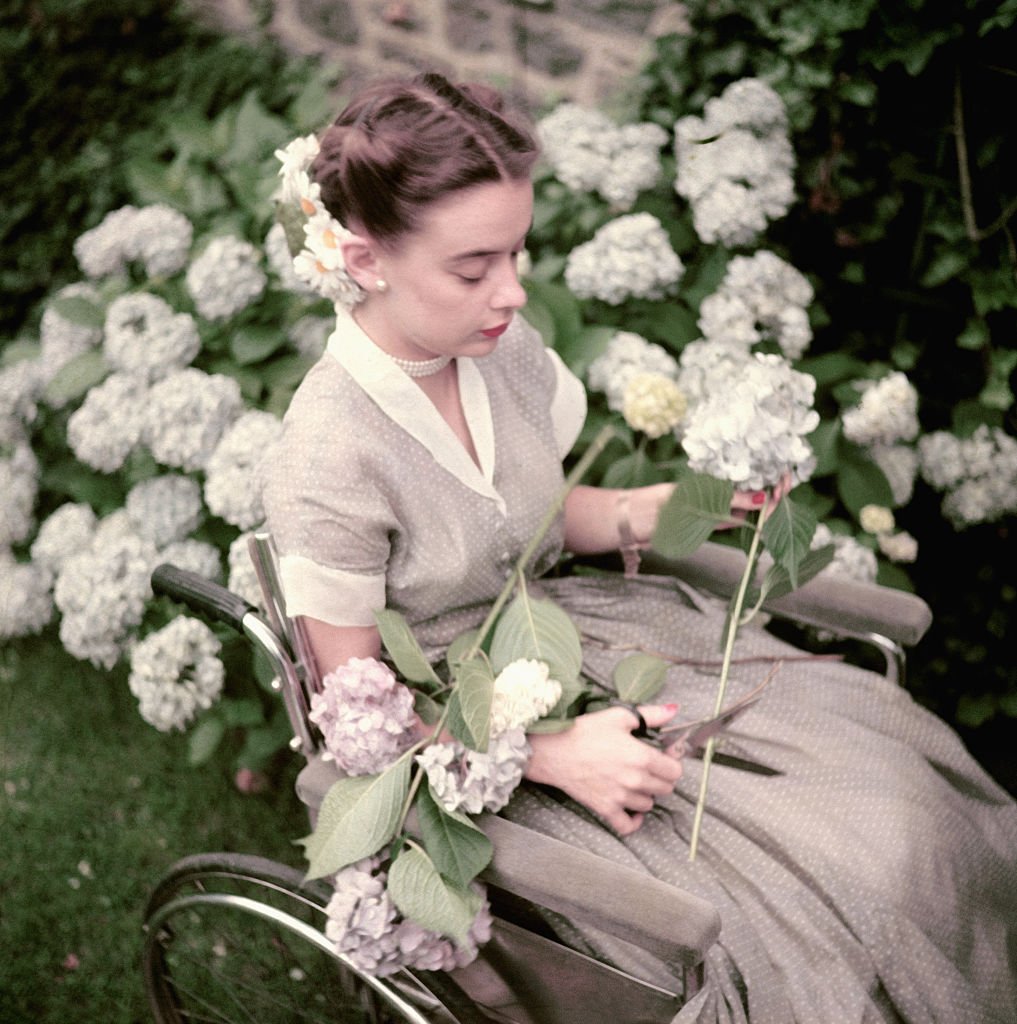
688, 501, 770, 861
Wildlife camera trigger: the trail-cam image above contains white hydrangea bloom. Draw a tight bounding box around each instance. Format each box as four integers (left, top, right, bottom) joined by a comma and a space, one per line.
157, 539, 222, 583
622, 373, 688, 439
564, 213, 685, 305
698, 251, 814, 359
924, 426, 1017, 527
878, 530, 918, 563
812, 523, 878, 584
489, 659, 562, 737
30, 502, 97, 575
869, 443, 919, 507
681, 352, 818, 491
0, 359, 42, 445
66, 372, 150, 473
103, 292, 201, 383
125, 474, 204, 546
417, 728, 530, 815
185, 236, 267, 321
265, 221, 317, 296
203, 410, 282, 529
675, 338, 755, 413
143, 368, 243, 472
73, 206, 140, 278
128, 204, 193, 278
0, 441, 39, 547
227, 533, 264, 607
916, 431, 966, 491
38, 283, 104, 383
53, 527, 157, 669
841, 372, 920, 448
587, 331, 679, 413
127, 615, 225, 731
289, 315, 333, 359
537, 102, 668, 209
0, 550, 54, 639
859, 504, 895, 535
675, 78, 795, 246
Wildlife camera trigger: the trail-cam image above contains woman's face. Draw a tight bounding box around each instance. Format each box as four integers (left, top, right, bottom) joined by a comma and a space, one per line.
359, 177, 533, 362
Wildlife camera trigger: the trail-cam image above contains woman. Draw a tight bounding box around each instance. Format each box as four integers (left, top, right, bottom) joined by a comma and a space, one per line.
264, 73, 1017, 1022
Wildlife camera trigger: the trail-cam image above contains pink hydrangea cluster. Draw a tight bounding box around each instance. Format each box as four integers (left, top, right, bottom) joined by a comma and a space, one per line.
309, 657, 417, 776
324, 853, 493, 977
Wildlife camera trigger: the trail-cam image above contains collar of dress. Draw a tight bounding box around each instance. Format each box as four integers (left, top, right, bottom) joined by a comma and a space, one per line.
326, 310, 506, 514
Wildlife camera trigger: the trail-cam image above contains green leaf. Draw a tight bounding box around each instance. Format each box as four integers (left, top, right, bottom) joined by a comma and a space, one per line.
230, 325, 287, 366
219, 697, 265, 728
49, 294, 105, 329
652, 473, 734, 558
761, 496, 817, 590
374, 609, 443, 691
387, 844, 480, 944
413, 691, 444, 727
613, 653, 668, 703
836, 445, 894, 517
760, 545, 835, 602
301, 753, 412, 880
450, 655, 496, 752
188, 715, 225, 766
415, 785, 493, 888
488, 594, 583, 685
42, 349, 109, 408
807, 419, 841, 477
446, 628, 482, 669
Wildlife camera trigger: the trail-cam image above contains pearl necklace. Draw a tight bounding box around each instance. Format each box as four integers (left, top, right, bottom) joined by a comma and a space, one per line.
389, 353, 453, 378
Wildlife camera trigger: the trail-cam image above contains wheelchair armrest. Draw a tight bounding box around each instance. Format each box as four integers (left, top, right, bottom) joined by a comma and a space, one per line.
640, 542, 932, 647
296, 755, 720, 968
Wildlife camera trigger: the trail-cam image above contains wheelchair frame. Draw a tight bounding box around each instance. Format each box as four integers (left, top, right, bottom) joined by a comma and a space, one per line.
141, 532, 932, 1024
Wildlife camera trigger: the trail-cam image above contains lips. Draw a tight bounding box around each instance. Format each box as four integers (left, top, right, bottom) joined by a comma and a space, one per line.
481, 322, 509, 339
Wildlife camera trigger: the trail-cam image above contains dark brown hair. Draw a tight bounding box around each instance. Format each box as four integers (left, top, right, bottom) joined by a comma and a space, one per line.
311, 72, 540, 245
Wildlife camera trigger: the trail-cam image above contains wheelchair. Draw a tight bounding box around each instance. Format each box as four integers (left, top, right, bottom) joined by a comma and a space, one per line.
141, 533, 933, 1024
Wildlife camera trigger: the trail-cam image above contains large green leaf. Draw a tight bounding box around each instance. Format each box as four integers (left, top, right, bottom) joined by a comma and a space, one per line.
415, 785, 493, 888
450, 655, 496, 752
387, 844, 481, 944
42, 349, 109, 408
49, 294, 105, 330
375, 608, 443, 690
760, 545, 835, 603
230, 324, 288, 366
613, 653, 669, 704
761, 496, 817, 591
836, 444, 894, 517
488, 594, 583, 684
301, 753, 411, 880
652, 473, 734, 558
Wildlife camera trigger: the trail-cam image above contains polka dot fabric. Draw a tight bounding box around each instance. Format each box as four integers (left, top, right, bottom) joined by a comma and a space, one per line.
264, 315, 1017, 1023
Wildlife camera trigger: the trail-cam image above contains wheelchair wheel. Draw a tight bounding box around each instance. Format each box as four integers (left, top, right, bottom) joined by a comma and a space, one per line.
142, 852, 482, 1024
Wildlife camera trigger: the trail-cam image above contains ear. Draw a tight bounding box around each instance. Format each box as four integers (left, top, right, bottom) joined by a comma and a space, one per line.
339, 233, 384, 291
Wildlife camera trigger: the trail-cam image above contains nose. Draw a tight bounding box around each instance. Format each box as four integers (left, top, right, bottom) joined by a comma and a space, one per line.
491, 258, 527, 312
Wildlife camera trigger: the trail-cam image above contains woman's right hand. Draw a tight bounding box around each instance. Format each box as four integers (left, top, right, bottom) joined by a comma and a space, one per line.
524, 704, 684, 836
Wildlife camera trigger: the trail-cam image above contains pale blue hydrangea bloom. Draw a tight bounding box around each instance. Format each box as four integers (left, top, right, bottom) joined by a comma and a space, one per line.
841, 372, 920, 448
30, 502, 98, 576
103, 292, 201, 383
681, 352, 818, 491
698, 250, 814, 360
125, 474, 204, 547
127, 615, 225, 731
143, 367, 243, 472
537, 102, 668, 209
185, 236, 267, 321
587, 330, 679, 413
66, 372, 150, 472
564, 212, 685, 305
0, 441, 39, 547
203, 409, 282, 529
0, 551, 54, 639
417, 728, 530, 815
324, 853, 492, 977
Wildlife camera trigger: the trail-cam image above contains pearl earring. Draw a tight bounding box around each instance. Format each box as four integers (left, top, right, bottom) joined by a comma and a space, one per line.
375, 279, 389, 293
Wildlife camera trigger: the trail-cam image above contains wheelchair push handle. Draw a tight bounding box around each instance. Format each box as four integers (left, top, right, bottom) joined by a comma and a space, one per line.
152, 563, 255, 632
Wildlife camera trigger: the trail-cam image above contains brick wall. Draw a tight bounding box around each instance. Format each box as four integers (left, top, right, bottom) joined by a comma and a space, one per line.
188, 0, 692, 109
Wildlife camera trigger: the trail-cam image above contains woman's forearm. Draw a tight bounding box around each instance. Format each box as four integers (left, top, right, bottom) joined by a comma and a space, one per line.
563, 483, 674, 555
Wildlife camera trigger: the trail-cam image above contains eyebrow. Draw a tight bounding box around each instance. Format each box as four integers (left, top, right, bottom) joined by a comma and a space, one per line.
447, 226, 532, 264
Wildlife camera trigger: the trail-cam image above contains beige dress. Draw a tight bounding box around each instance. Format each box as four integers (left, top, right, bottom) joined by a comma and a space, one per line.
264, 310, 1017, 1024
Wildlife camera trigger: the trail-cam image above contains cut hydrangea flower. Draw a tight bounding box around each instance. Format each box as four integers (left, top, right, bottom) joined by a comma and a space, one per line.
622, 373, 688, 439
564, 213, 684, 305
103, 292, 201, 383
681, 353, 818, 491
125, 474, 204, 547
66, 372, 150, 473
324, 853, 492, 977
309, 657, 417, 776
185, 236, 267, 321
128, 615, 225, 731
675, 338, 754, 414
417, 728, 530, 815
203, 410, 282, 529
841, 372, 920, 448
587, 331, 679, 413
489, 659, 562, 737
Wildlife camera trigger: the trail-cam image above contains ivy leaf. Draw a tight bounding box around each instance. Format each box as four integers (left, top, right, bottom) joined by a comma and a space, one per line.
415, 785, 493, 888
387, 844, 480, 944
488, 594, 583, 685
613, 653, 669, 704
301, 752, 411, 880
761, 496, 817, 591
374, 608, 443, 691
652, 472, 734, 558
448, 655, 495, 752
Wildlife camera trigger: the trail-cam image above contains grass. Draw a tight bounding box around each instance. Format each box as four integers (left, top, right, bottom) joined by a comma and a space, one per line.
0, 633, 310, 1023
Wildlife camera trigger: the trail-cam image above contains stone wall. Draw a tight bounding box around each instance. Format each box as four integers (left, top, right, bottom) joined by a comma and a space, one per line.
188, 0, 691, 109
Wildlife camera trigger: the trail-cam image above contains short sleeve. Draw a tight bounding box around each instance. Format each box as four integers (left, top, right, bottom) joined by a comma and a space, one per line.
547, 348, 588, 458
